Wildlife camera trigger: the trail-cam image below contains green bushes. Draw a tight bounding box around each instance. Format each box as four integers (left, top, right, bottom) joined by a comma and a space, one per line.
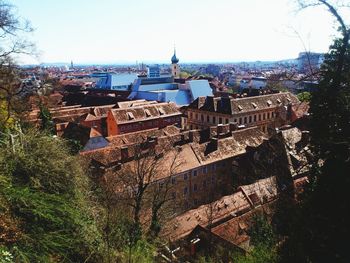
0, 130, 103, 262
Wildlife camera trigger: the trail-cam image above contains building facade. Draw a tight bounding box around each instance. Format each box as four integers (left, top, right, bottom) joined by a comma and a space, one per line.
82, 124, 267, 212
106, 101, 182, 136
186, 92, 300, 133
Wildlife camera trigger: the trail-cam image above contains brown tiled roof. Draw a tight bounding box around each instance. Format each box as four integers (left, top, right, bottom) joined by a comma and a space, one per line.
50, 104, 115, 120
109, 102, 181, 124
188, 92, 299, 114
161, 177, 277, 241
211, 203, 275, 248
191, 127, 267, 164
291, 102, 309, 119
83, 126, 267, 179
107, 126, 181, 146
116, 100, 157, 108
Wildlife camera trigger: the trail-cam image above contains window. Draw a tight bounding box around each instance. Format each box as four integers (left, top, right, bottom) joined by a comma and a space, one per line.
184, 173, 188, 180
203, 180, 207, 188
190, 112, 193, 119
271, 112, 274, 118
212, 163, 217, 171
234, 118, 237, 123
193, 170, 197, 177
184, 187, 188, 195
258, 114, 261, 121
239, 118, 242, 125
267, 112, 270, 119
171, 177, 176, 184
263, 113, 266, 120
244, 117, 247, 124
203, 166, 208, 174
201, 114, 204, 121
207, 115, 210, 122
249, 116, 252, 123
254, 115, 257, 122
193, 184, 198, 192
219, 117, 222, 124
213, 116, 216, 124
226, 118, 229, 124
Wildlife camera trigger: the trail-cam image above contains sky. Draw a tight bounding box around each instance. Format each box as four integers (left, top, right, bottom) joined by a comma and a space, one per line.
10, 0, 343, 64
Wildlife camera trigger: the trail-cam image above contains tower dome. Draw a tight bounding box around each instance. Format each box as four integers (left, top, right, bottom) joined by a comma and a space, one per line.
171, 49, 179, 64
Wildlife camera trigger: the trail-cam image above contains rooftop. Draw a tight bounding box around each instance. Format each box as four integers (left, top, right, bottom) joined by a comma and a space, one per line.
189, 92, 299, 114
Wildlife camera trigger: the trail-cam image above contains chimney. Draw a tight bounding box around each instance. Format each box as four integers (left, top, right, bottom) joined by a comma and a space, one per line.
229, 122, 238, 132
209, 126, 217, 138
189, 130, 200, 143
300, 130, 310, 145
189, 130, 194, 142
217, 124, 224, 134
180, 133, 186, 143
121, 146, 129, 161
209, 137, 218, 151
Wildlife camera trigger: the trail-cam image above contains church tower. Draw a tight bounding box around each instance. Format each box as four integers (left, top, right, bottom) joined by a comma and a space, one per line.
171, 49, 180, 78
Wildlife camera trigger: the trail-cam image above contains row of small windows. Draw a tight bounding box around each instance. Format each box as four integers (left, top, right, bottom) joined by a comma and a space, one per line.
189, 111, 276, 125
163, 162, 225, 190
236, 111, 275, 125
182, 177, 218, 196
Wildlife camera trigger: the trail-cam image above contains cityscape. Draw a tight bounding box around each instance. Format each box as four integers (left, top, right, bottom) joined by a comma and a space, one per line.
0, 1, 349, 263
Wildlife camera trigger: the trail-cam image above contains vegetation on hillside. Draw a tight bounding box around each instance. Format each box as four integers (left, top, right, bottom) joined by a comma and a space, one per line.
279, 1, 350, 262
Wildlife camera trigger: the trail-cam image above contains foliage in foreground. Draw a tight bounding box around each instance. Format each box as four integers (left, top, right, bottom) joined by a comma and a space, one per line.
279, 28, 350, 263
0, 129, 103, 262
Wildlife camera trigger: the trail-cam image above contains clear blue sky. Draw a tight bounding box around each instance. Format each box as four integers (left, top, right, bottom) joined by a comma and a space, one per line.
11, 0, 342, 64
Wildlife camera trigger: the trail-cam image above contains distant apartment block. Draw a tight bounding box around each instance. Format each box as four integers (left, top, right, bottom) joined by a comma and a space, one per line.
297, 52, 324, 73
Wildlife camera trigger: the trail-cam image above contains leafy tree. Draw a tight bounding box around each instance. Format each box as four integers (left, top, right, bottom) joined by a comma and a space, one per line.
249, 214, 276, 247
297, 91, 311, 102
0, 1, 35, 130
38, 103, 55, 133
280, 1, 350, 262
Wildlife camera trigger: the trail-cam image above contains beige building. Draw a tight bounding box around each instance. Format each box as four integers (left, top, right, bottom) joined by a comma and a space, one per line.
186, 92, 300, 133
81, 124, 267, 212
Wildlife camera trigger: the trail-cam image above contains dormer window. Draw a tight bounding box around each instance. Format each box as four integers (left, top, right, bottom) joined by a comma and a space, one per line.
267, 100, 272, 106
287, 98, 291, 103
252, 102, 257, 108
127, 112, 135, 120
145, 109, 151, 117
238, 105, 243, 111
277, 98, 282, 104
158, 108, 165, 115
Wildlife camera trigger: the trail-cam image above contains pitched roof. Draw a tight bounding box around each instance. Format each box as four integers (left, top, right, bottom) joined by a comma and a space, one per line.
82, 126, 267, 180
109, 102, 181, 124
188, 92, 299, 115
160, 177, 277, 241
